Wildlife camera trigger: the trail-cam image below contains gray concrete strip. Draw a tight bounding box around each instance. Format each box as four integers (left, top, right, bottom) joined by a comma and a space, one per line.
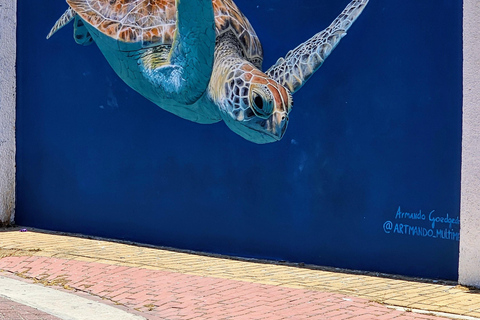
0, 276, 146, 320
385, 305, 480, 320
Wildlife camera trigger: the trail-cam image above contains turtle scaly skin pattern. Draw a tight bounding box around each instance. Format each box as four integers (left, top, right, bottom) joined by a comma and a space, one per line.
48, 0, 368, 144
209, 31, 292, 142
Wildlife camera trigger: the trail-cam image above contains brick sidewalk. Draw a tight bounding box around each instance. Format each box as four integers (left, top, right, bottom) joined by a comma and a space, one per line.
1, 228, 479, 320
0, 296, 60, 320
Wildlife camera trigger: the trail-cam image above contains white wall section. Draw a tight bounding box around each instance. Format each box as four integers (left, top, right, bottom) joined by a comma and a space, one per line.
0, 0, 16, 226
459, 0, 480, 288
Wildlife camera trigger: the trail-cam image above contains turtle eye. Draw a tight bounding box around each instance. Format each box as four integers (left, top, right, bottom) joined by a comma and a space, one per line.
253, 94, 264, 110
250, 89, 273, 118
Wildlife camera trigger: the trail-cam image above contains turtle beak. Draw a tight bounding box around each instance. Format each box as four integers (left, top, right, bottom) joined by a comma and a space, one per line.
262, 112, 288, 140
274, 113, 288, 140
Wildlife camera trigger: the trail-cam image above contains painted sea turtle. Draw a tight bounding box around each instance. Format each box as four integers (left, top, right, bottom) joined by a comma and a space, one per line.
48, 0, 368, 144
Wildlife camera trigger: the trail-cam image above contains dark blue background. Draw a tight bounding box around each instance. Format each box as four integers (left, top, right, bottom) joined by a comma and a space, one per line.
16, 0, 462, 280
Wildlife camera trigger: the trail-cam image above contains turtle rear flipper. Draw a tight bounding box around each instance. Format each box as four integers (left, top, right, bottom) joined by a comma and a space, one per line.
73, 16, 93, 46
266, 0, 368, 94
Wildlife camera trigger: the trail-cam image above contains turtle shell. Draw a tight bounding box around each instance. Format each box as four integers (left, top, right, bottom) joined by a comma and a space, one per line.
67, 0, 263, 66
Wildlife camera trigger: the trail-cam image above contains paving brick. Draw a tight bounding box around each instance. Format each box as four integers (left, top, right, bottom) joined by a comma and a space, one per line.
0, 296, 60, 320
0, 230, 476, 320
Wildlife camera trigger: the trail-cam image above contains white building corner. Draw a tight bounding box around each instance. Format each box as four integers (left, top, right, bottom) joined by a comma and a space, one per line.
0, 0, 16, 226
459, 0, 480, 288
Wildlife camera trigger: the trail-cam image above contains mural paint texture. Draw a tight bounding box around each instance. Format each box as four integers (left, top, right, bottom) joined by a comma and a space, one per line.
16, 0, 462, 280
46, 0, 368, 144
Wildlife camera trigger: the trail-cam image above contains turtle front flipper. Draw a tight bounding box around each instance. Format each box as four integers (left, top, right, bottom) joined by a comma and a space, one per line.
145, 0, 216, 105
266, 0, 368, 94
46, 7, 76, 39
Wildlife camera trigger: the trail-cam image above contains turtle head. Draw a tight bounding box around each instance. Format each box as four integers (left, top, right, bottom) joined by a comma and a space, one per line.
211, 63, 293, 144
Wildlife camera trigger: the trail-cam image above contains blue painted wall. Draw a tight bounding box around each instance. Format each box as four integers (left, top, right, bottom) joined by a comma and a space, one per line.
16, 1, 462, 280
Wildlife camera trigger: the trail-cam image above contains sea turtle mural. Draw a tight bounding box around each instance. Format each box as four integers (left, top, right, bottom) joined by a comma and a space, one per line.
48, 0, 369, 144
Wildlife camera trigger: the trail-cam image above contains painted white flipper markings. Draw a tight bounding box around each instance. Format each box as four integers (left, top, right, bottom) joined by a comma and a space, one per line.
266, 0, 369, 94
46, 7, 76, 40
